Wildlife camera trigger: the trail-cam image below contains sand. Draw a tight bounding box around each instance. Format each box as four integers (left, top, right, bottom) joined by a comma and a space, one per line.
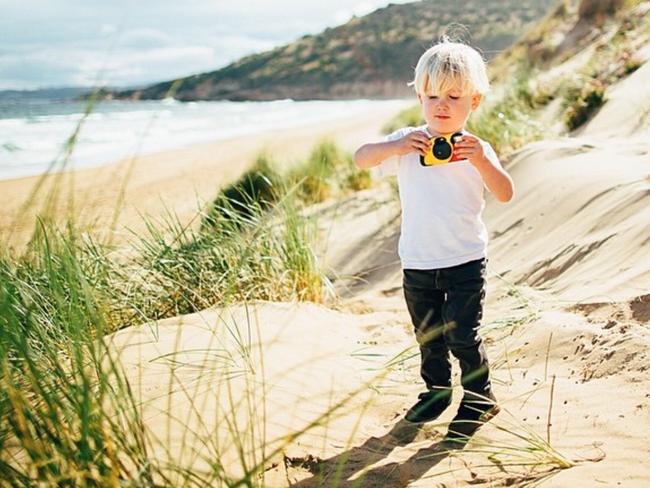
107, 58, 650, 485
0, 100, 411, 248
8, 56, 650, 485
107, 170, 650, 485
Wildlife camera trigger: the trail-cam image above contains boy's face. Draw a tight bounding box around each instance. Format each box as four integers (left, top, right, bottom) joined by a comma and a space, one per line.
417, 87, 482, 135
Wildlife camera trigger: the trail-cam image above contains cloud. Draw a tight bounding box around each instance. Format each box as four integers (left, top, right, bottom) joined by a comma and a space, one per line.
101, 24, 118, 36
0, 44, 219, 89
1, 1, 420, 90
95, 46, 218, 86
0, 54, 78, 89
117, 28, 173, 49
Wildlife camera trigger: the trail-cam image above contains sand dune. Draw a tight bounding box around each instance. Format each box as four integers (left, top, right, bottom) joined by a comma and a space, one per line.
101, 45, 650, 486
485, 46, 650, 304
486, 134, 650, 303
578, 43, 650, 137
8, 26, 644, 485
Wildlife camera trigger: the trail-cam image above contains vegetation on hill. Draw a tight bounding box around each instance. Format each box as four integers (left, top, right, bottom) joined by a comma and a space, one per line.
383, 0, 650, 155
113, 0, 556, 101
482, 0, 649, 138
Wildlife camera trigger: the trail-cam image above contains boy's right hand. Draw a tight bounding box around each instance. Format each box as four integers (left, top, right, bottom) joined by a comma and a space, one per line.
394, 130, 431, 156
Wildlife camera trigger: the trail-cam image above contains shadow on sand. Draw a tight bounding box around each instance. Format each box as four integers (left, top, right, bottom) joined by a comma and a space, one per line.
286, 419, 469, 487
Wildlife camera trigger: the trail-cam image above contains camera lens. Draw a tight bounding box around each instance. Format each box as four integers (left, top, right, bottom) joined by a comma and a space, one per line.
432, 137, 452, 160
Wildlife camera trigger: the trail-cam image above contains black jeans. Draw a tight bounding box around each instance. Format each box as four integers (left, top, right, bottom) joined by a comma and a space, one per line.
403, 258, 492, 401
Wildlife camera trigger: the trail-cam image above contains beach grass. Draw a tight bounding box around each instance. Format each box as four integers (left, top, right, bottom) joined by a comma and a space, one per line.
0, 124, 383, 485
0, 207, 411, 485
466, 66, 548, 155
0, 155, 576, 486
286, 139, 370, 204
0, 85, 581, 485
381, 105, 423, 135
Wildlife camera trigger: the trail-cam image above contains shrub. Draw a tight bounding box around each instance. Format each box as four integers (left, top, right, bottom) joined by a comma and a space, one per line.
203, 153, 281, 228
563, 79, 606, 130
578, 0, 626, 24
288, 140, 347, 204
344, 168, 372, 192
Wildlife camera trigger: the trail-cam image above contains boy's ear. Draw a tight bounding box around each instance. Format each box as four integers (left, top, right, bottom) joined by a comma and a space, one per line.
471, 93, 482, 110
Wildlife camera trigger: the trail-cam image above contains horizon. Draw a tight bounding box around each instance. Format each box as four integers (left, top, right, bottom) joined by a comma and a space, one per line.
1, 0, 418, 91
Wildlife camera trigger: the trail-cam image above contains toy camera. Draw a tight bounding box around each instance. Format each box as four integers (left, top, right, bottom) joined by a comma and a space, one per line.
420, 132, 464, 166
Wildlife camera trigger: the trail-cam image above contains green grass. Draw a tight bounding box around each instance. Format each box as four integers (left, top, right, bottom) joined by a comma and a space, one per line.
0, 201, 328, 484
285, 139, 369, 204
0, 223, 152, 484
0, 207, 426, 485
562, 79, 606, 131
0, 64, 591, 483
203, 153, 281, 229
0, 121, 383, 484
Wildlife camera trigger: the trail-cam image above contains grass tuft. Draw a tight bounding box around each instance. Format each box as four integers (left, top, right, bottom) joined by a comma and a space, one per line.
562, 78, 606, 131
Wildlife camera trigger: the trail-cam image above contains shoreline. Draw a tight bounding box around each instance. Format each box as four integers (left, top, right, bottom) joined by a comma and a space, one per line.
0, 98, 412, 182
0, 100, 412, 247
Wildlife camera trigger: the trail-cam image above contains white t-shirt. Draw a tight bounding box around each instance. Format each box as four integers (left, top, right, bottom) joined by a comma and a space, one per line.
373, 125, 496, 270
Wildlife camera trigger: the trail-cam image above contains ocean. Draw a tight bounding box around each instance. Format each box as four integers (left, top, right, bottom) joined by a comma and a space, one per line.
0, 98, 406, 181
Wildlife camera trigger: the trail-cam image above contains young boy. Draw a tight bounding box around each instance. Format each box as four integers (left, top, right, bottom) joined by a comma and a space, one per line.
354, 39, 514, 442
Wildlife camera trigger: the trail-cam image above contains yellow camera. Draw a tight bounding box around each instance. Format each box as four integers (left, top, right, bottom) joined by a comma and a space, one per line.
420, 132, 464, 166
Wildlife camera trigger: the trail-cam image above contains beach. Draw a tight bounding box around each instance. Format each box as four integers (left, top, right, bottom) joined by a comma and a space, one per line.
106, 112, 650, 485
3, 77, 650, 484
0, 100, 412, 247
103, 60, 649, 485
5, 0, 650, 485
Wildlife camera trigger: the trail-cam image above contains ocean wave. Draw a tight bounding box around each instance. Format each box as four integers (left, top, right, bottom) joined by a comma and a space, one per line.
0, 99, 409, 180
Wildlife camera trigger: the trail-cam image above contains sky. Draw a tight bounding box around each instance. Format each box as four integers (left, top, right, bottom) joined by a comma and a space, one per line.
1, 0, 418, 90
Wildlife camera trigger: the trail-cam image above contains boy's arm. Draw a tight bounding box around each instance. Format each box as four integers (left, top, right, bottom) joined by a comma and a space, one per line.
353, 140, 400, 169
453, 134, 515, 203
354, 130, 431, 170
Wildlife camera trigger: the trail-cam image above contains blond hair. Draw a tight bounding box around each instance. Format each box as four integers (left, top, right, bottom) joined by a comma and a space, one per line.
410, 39, 490, 96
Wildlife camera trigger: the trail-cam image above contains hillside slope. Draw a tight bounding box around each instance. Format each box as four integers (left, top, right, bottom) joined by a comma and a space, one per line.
114, 0, 555, 101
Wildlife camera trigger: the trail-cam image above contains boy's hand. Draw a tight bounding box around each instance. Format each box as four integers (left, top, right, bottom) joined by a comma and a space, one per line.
394, 130, 431, 156
454, 133, 515, 202
452, 134, 486, 164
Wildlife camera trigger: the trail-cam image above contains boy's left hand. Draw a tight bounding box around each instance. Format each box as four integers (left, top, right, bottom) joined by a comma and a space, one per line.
453, 134, 486, 165
453, 133, 515, 202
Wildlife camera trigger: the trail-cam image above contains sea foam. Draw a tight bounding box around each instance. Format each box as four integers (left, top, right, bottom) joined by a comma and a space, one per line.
0, 99, 405, 180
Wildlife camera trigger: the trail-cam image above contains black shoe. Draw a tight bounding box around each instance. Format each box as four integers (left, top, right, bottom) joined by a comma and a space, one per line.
404, 389, 452, 424
442, 391, 500, 449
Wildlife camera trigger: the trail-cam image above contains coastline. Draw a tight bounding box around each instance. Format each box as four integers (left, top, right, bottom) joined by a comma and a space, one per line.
0, 100, 412, 247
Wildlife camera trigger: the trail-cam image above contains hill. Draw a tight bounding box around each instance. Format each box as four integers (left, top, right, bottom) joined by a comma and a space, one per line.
113, 0, 556, 101
0, 87, 89, 101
